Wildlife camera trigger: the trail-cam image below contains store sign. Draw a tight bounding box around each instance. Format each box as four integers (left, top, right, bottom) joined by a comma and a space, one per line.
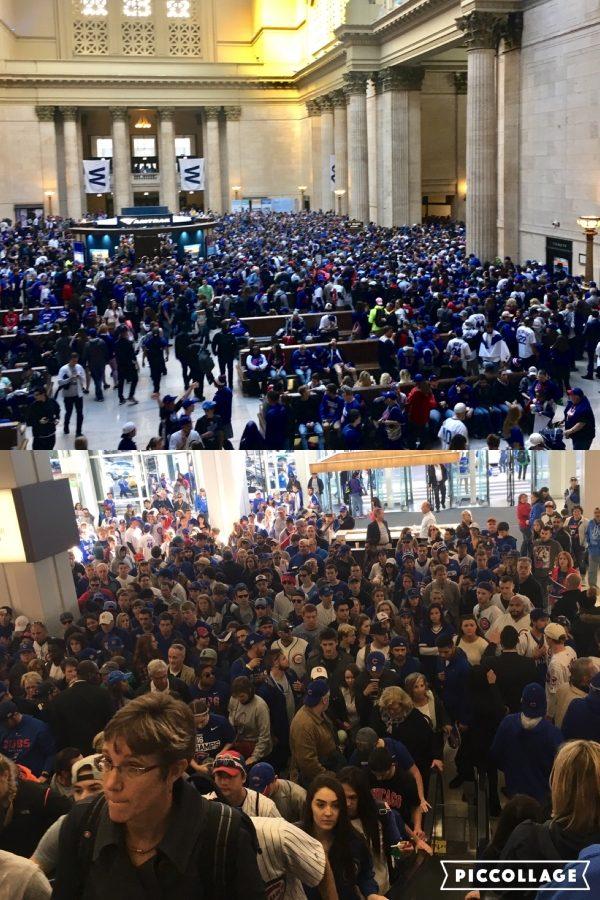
117, 215, 173, 227
0, 490, 26, 562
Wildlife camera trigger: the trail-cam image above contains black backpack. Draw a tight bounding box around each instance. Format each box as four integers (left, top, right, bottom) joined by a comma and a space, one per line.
76, 791, 259, 899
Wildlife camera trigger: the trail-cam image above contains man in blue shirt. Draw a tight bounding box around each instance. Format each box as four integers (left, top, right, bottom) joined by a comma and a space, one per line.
264, 390, 289, 449
0, 700, 56, 778
585, 507, 600, 587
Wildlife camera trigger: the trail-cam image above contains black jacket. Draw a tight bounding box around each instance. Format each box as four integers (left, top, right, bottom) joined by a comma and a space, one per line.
0, 778, 71, 857
366, 518, 392, 547
134, 675, 191, 704
482, 651, 539, 713
51, 679, 113, 753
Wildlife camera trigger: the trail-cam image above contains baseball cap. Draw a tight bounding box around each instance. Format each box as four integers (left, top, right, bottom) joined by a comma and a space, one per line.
19, 641, 34, 653
567, 387, 584, 398
162, 394, 177, 403
215, 630, 233, 643
390, 636, 408, 649
202, 400, 217, 410
521, 683, 546, 717
454, 402, 467, 415
99, 612, 114, 625
527, 433, 545, 448
14, 616, 29, 632
355, 727, 379, 752
72, 754, 103, 784
370, 621, 388, 636
366, 651, 386, 673
530, 608, 549, 622
254, 598, 269, 609
310, 666, 328, 680
244, 632, 267, 650
121, 422, 136, 435
304, 679, 330, 707
0, 700, 18, 722
182, 398, 196, 408
198, 648, 218, 663
106, 670, 128, 686
213, 750, 246, 776
544, 622, 566, 641
527, 366, 538, 376
194, 622, 213, 639
106, 635, 124, 650
247, 762, 276, 793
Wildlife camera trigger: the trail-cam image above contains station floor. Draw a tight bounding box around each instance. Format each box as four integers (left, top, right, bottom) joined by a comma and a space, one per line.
47, 350, 600, 452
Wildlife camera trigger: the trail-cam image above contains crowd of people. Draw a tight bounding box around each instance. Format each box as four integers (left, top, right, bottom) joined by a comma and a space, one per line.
1, 211, 599, 450
1, 469, 600, 897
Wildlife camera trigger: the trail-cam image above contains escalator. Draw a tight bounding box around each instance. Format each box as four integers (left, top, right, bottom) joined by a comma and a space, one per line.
390, 768, 492, 899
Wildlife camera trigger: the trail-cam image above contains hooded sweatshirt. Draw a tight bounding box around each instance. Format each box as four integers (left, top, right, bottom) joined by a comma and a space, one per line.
491, 712, 563, 802
561, 689, 600, 741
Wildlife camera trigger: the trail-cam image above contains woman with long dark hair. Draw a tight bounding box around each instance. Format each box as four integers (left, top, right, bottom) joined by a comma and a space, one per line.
301, 774, 387, 900
338, 766, 395, 893
131, 632, 160, 683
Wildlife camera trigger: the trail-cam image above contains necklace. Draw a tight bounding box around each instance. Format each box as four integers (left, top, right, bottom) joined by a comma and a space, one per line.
126, 838, 160, 854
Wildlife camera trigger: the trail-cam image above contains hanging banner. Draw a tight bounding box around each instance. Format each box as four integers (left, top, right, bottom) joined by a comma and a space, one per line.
83, 159, 111, 194
180, 157, 205, 191
329, 154, 336, 187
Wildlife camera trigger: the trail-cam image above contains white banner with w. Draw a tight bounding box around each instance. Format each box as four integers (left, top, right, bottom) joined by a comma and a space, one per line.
83, 159, 111, 194
180, 157, 205, 191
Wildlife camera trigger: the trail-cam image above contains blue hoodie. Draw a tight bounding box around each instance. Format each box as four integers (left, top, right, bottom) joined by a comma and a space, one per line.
585, 519, 600, 557
491, 713, 563, 802
437, 647, 471, 723
0, 713, 56, 777
561, 690, 600, 741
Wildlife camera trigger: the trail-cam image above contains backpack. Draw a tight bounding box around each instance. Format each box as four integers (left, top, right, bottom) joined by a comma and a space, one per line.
76, 791, 259, 899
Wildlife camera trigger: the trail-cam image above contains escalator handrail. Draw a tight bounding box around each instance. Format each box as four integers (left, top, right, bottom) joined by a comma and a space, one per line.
475, 768, 490, 850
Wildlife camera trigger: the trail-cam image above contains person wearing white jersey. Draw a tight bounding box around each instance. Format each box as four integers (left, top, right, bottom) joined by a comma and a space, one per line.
438, 403, 469, 449
246, 816, 333, 900
271, 621, 308, 679
516, 319, 538, 366
544, 622, 577, 720
204, 749, 282, 818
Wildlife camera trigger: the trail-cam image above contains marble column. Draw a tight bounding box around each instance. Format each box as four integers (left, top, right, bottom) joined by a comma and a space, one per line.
158, 107, 178, 212
110, 107, 133, 213
224, 106, 242, 212
452, 73, 468, 222
344, 72, 369, 223
320, 95, 335, 212
379, 67, 424, 228
497, 13, 524, 262
36, 107, 60, 216
204, 106, 223, 214
306, 100, 322, 211
59, 107, 83, 220
332, 90, 348, 215
457, 11, 503, 263
366, 75, 380, 224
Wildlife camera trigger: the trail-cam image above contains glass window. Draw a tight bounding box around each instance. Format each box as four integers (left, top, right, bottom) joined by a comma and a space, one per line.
80, 0, 108, 15
175, 136, 193, 157
132, 136, 156, 157
167, 0, 191, 17
123, 0, 152, 16
95, 137, 113, 158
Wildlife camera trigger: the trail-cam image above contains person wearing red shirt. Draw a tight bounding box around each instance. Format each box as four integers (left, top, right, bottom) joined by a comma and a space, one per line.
406, 375, 437, 449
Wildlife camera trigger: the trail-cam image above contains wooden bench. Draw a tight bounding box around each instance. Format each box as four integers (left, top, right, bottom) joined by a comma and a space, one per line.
1, 366, 50, 390
240, 310, 354, 343
1, 306, 63, 329
238, 339, 380, 394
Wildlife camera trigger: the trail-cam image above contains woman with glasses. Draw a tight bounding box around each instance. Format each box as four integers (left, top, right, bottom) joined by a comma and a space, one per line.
52, 693, 265, 899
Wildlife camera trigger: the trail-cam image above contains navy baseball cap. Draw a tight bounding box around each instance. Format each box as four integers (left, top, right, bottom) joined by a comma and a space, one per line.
304, 679, 330, 707
521, 683, 546, 717
366, 651, 386, 673
391, 636, 409, 649
248, 762, 276, 793
244, 632, 266, 650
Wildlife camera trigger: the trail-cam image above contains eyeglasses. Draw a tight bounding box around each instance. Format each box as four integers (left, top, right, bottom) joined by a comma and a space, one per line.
96, 755, 160, 779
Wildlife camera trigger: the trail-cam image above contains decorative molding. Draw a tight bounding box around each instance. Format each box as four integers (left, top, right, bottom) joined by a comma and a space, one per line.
379, 66, 424, 93
35, 106, 56, 122
331, 89, 346, 108
0, 75, 296, 90
456, 11, 504, 51
58, 106, 79, 120
305, 99, 320, 117
223, 105, 242, 120
453, 72, 467, 95
204, 106, 221, 120
109, 107, 129, 121
343, 71, 369, 97
318, 95, 334, 112
157, 106, 176, 120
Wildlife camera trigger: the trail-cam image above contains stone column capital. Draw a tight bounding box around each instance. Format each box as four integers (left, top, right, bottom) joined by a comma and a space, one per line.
36, 106, 56, 122
109, 107, 129, 121
223, 106, 242, 121
456, 11, 503, 50
380, 66, 424, 93
306, 99, 320, 117
331, 89, 347, 109
498, 12, 524, 52
319, 95, 334, 112
453, 72, 468, 95
343, 71, 369, 97
59, 106, 79, 121
157, 107, 176, 121
204, 106, 222, 121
